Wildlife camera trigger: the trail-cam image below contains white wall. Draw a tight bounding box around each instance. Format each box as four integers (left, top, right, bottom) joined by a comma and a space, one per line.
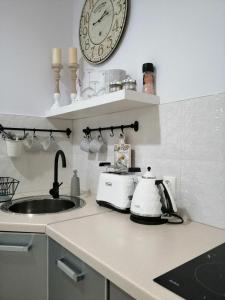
0, 0, 74, 116
73, 0, 225, 102
1, 0, 224, 115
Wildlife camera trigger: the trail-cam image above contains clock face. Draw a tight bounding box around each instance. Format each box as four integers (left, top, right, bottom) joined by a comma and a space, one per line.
79, 0, 128, 64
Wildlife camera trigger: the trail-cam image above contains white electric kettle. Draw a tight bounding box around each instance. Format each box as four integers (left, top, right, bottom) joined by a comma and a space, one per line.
130, 167, 183, 225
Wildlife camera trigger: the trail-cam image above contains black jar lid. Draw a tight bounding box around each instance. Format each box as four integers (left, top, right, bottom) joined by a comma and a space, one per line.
142, 63, 154, 73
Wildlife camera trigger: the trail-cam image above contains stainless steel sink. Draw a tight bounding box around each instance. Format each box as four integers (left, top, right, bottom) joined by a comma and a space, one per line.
0, 195, 85, 214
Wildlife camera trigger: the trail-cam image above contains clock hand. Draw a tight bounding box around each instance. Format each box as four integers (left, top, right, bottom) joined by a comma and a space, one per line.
93, 10, 109, 26
93, 11, 107, 26
99, 10, 109, 22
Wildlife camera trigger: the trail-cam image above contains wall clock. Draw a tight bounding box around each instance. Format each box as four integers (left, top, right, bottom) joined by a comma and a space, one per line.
79, 0, 128, 64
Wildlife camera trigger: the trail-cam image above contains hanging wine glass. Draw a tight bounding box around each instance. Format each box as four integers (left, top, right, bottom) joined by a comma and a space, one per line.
89, 79, 99, 97
96, 70, 106, 96
81, 70, 96, 100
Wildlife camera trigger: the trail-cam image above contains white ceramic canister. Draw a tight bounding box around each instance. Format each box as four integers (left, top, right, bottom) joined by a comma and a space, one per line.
6, 140, 23, 157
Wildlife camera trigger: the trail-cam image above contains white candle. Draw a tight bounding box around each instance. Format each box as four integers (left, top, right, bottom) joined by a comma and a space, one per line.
68, 47, 77, 64
52, 48, 62, 64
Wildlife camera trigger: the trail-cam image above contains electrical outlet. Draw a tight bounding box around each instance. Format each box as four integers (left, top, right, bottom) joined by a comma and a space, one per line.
163, 176, 176, 199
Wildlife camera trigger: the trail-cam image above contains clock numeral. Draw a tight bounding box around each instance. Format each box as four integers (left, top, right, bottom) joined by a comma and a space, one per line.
98, 44, 104, 57
84, 12, 90, 24
85, 39, 90, 50
112, 19, 119, 32
82, 26, 88, 37
115, 0, 123, 15
107, 36, 113, 48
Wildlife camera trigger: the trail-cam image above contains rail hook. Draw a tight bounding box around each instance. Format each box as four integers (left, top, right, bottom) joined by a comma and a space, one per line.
83, 127, 91, 138
110, 127, 114, 137
98, 127, 103, 138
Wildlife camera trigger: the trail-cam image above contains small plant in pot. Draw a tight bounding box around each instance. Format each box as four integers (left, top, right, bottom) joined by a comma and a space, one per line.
2, 131, 28, 158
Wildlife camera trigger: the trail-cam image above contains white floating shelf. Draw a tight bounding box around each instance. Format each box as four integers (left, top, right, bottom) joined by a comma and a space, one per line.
45, 90, 160, 120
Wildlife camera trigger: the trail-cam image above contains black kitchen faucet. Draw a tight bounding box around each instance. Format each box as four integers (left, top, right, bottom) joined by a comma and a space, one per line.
49, 150, 66, 199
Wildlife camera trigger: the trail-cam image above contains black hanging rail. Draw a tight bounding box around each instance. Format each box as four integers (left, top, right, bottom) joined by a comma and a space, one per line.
83, 121, 139, 136
0, 124, 72, 138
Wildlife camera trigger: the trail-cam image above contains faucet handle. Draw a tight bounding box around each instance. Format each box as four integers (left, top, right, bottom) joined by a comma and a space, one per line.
59, 182, 63, 187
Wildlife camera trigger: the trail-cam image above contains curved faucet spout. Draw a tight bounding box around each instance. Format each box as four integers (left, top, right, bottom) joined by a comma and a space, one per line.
50, 150, 67, 199
54, 150, 66, 184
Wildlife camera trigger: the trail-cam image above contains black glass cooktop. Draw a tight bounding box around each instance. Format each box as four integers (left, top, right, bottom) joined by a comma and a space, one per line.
154, 243, 225, 300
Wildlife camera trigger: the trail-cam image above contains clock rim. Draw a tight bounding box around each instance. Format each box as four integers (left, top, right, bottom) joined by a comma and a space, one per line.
79, 0, 129, 65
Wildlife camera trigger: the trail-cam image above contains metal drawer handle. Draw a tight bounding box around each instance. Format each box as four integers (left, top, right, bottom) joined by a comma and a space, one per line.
57, 258, 85, 282
0, 244, 32, 252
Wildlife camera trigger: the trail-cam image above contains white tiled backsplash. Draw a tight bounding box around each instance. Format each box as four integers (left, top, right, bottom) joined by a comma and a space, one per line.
72, 93, 225, 229
1, 94, 224, 229
0, 114, 73, 195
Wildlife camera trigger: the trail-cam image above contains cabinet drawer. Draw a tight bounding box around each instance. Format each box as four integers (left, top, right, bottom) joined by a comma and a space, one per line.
49, 238, 105, 300
0, 232, 47, 300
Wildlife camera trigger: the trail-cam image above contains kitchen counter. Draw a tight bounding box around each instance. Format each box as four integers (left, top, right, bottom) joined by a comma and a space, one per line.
0, 193, 225, 300
0, 192, 110, 233
46, 212, 225, 300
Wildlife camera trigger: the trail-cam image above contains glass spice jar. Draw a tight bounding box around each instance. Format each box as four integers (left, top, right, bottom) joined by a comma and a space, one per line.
142, 63, 155, 95
109, 81, 122, 92
122, 77, 137, 91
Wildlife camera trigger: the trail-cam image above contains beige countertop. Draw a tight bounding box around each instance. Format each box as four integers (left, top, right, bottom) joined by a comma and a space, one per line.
46, 212, 225, 300
0, 193, 224, 299
0, 192, 110, 233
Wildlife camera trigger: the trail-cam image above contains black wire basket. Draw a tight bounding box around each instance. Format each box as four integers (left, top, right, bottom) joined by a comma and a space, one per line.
0, 177, 20, 202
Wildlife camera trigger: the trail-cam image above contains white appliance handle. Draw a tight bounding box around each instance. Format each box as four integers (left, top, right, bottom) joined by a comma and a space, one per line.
157, 179, 183, 223
163, 180, 177, 213
133, 176, 140, 187
157, 180, 177, 213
